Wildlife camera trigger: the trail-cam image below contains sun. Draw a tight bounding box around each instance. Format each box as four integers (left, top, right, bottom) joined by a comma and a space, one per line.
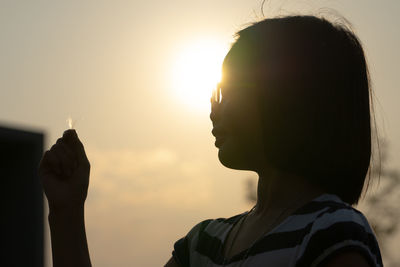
171, 39, 228, 112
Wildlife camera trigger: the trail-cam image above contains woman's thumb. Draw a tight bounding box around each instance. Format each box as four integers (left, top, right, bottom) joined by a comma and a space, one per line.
63, 130, 89, 163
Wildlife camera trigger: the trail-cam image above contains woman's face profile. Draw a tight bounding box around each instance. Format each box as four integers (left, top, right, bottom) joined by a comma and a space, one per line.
211, 55, 266, 172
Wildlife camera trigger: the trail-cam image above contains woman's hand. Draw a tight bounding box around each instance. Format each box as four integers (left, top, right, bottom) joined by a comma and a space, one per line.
38, 129, 92, 267
38, 129, 90, 212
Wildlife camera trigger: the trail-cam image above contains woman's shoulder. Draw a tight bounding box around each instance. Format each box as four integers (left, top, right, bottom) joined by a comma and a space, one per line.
172, 213, 245, 267
305, 194, 374, 232
295, 194, 383, 267
184, 212, 246, 241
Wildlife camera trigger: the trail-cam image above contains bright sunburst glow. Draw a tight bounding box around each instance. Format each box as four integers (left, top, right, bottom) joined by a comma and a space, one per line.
171, 39, 228, 111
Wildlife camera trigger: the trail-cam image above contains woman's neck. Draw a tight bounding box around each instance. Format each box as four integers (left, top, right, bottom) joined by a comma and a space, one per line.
252, 166, 324, 218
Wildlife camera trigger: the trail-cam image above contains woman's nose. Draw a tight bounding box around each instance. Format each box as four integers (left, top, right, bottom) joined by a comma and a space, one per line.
211, 85, 228, 125
210, 100, 219, 123
210, 88, 220, 123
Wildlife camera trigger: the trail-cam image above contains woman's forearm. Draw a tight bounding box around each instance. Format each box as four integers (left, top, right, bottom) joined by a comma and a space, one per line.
39, 130, 92, 267
48, 206, 92, 267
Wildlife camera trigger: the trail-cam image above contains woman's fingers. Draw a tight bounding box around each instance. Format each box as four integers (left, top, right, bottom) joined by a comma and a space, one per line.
58, 140, 78, 167
39, 148, 62, 177
63, 130, 89, 164
39, 150, 56, 176
38, 130, 91, 212
39, 132, 83, 180
52, 142, 76, 178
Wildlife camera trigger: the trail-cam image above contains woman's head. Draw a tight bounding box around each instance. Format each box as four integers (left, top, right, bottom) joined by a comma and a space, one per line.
211, 15, 372, 205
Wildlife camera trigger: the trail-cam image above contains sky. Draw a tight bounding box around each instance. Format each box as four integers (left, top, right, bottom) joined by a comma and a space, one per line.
1, 0, 399, 266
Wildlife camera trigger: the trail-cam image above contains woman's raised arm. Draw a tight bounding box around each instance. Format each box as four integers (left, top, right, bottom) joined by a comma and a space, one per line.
38, 129, 91, 267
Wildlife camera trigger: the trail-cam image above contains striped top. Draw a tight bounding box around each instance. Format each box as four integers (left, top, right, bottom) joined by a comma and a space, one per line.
172, 194, 382, 267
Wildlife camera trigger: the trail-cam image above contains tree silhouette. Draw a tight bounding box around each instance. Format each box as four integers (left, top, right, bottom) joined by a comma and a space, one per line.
362, 140, 400, 266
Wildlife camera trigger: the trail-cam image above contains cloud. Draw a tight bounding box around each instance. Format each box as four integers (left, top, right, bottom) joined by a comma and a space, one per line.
86, 146, 213, 210
81, 146, 218, 266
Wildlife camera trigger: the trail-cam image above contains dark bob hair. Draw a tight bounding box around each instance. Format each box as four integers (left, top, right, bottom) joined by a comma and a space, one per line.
224, 16, 374, 205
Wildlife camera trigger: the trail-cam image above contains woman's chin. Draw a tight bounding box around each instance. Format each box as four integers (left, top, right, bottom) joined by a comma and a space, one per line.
217, 144, 253, 171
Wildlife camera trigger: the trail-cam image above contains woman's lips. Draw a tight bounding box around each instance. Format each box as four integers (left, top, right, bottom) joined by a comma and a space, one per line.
212, 128, 227, 148
212, 127, 227, 137
215, 136, 226, 147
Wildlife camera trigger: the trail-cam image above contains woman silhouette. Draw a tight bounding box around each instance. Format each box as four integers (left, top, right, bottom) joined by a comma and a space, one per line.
39, 15, 382, 267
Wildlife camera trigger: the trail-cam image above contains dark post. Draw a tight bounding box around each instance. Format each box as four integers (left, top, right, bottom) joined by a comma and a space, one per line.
0, 126, 44, 267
